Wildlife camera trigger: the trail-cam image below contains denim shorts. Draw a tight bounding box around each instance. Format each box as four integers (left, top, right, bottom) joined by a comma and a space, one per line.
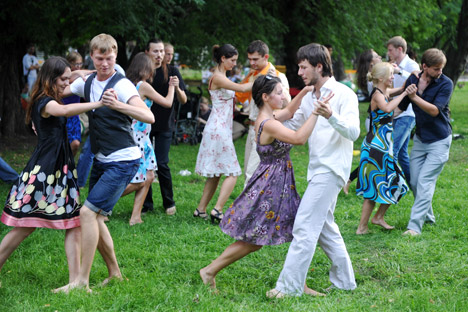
84, 159, 139, 216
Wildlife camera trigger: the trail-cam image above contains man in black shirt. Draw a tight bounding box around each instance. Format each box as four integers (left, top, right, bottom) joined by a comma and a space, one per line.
144, 38, 187, 215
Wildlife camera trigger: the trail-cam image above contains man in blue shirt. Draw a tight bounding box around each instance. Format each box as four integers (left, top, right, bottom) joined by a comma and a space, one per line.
398, 48, 453, 236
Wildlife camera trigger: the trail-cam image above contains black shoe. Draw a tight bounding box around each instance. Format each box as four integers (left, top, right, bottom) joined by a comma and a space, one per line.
210, 208, 224, 224
142, 204, 154, 214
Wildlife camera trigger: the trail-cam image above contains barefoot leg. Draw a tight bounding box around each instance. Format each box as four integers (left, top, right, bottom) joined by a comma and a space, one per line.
0, 227, 35, 271
371, 204, 394, 229
356, 199, 375, 234
96, 214, 122, 284
200, 241, 261, 290
64, 227, 81, 283
304, 284, 326, 297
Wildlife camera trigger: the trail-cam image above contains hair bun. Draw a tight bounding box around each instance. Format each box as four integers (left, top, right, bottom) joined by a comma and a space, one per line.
366, 72, 373, 82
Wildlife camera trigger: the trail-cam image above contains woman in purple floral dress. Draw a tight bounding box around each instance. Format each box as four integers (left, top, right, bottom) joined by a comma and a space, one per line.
199, 75, 319, 291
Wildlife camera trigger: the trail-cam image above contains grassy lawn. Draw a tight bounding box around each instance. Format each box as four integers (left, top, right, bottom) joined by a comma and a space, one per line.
0, 88, 467, 311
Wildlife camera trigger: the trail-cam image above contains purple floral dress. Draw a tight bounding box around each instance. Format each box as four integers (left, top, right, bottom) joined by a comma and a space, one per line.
220, 119, 300, 245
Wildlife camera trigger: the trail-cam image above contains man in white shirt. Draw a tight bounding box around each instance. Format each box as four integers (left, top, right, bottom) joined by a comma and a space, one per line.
267, 43, 359, 298
235, 40, 291, 186
387, 36, 420, 185
56, 34, 154, 293
22, 44, 40, 93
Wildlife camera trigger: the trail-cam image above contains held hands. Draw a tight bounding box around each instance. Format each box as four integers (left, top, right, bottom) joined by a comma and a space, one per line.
313, 92, 335, 118
102, 88, 119, 109
169, 76, 179, 87
405, 84, 417, 98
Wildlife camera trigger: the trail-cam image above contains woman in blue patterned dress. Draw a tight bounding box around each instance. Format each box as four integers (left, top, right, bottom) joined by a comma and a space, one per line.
356, 62, 417, 234
120, 52, 176, 225
199, 75, 328, 291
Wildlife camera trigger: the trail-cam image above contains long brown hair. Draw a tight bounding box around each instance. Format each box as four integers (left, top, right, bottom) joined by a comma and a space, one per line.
126, 52, 154, 85
26, 56, 70, 124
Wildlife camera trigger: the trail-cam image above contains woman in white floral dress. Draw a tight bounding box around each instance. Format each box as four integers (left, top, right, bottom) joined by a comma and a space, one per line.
194, 44, 253, 223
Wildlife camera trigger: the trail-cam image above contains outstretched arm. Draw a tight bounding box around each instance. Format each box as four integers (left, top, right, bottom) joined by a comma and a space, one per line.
140, 81, 175, 108
211, 73, 253, 93
42, 100, 102, 118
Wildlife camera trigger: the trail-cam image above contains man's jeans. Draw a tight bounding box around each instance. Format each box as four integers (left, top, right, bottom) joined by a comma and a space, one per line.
77, 138, 94, 188
393, 116, 415, 185
0, 156, 18, 184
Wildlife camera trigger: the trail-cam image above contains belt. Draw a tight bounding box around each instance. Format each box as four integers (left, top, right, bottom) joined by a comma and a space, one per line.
247, 120, 255, 126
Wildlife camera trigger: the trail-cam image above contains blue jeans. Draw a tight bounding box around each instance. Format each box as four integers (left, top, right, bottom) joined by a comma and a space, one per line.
77, 138, 94, 188
393, 116, 415, 185
85, 158, 139, 216
0, 156, 18, 184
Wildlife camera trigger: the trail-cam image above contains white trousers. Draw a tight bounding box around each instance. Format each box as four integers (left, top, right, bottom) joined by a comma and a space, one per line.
244, 125, 260, 187
275, 172, 356, 295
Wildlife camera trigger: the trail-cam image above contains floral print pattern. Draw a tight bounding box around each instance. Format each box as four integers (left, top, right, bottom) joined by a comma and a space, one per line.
195, 88, 241, 177
220, 119, 300, 245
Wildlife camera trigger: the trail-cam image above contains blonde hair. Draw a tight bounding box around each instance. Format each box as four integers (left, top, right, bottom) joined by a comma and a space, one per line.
367, 62, 393, 85
90, 33, 118, 55
386, 36, 407, 54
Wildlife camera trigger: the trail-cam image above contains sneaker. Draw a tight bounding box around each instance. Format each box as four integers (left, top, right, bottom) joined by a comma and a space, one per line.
165, 206, 176, 216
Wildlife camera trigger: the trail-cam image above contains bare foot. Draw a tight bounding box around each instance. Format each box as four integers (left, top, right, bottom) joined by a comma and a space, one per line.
343, 180, 352, 195
304, 284, 326, 297
266, 288, 287, 299
53, 282, 91, 294
402, 229, 420, 236
101, 275, 124, 286
129, 219, 143, 226
199, 267, 216, 290
371, 218, 395, 230
166, 206, 176, 216
356, 227, 369, 235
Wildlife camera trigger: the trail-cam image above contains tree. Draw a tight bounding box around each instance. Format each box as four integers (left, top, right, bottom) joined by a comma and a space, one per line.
0, 0, 203, 138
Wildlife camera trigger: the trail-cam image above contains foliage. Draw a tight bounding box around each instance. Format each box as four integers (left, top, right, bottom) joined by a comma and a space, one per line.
0, 88, 467, 311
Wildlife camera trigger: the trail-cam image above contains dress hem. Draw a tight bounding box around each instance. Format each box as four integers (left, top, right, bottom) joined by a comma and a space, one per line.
1, 212, 80, 229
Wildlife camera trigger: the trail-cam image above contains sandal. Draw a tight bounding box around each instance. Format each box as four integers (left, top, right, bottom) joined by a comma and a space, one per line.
210, 208, 224, 224
193, 208, 208, 220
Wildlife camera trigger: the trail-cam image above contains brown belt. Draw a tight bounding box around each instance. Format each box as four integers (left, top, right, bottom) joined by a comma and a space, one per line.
247, 120, 255, 126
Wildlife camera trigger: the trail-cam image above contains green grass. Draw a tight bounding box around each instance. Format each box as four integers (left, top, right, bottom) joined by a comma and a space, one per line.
0, 88, 467, 311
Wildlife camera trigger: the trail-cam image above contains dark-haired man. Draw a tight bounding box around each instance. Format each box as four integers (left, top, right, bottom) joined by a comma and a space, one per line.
267, 43, 358, 298
143, 39, 187, 215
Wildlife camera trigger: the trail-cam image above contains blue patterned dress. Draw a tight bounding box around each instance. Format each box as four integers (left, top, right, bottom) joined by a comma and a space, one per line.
356, 89, 408, 204
220, 119, 300, 245
130, 82, 157, 183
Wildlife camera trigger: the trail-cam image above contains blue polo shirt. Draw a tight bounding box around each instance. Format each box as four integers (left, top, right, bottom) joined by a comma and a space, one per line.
399, 72, 453, 143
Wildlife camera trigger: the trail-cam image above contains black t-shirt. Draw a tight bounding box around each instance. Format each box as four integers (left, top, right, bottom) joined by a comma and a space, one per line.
150, 65, 186, 132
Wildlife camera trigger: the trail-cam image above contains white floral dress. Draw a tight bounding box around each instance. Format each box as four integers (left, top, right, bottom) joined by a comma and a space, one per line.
195, 88, 241, 177
2, 97, 80, 229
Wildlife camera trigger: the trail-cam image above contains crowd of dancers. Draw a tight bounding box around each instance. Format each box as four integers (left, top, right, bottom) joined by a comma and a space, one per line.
0, 34, 453, 296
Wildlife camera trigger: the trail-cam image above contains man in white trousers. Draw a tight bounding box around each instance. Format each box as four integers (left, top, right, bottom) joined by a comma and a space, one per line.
267, 43, 359, 298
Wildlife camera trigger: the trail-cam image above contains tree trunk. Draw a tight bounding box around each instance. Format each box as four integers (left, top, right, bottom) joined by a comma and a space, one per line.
0, 42, 29, 138
443, 0, 468, 85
